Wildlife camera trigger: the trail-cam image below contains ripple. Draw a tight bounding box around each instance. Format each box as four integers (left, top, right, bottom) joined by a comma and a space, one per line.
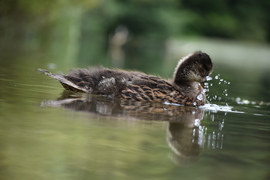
200, 103, 244, 113
235, 97, 270, 106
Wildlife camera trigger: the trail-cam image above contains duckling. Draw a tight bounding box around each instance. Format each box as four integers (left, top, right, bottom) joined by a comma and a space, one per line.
38, 51, 213, 106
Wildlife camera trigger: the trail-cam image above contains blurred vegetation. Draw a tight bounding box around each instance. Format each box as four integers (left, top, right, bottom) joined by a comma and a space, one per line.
0, 0, 269, 71
1, 0, 269, 42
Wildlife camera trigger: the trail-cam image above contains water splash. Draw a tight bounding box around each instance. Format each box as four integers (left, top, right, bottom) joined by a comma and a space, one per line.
205, 74, 231, 102
205, 74, 270, 110
200, 103, 243, 113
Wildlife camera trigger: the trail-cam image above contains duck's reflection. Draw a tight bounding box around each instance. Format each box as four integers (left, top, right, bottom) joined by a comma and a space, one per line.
167, 122, 205, 166
42, 91, 205, 122
41, 91, 222, 166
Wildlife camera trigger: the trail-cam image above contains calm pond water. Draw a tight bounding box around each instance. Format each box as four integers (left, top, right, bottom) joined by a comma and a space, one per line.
0, 38, 269, 180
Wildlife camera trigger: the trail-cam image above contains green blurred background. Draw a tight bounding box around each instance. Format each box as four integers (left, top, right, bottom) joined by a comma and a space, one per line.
1, 0, 269, 71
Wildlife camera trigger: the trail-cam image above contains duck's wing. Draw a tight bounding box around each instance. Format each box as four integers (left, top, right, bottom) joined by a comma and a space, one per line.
120, 75, 176, 102
38, 68, 88, 93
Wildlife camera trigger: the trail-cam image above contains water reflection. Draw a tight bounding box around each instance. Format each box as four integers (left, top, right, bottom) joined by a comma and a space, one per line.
167, 122, 204, 166
41, 91, 224, 166
42, 91, 205, 122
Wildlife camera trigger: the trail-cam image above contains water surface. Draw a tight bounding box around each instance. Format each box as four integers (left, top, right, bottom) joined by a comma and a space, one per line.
0, 39, 269, 180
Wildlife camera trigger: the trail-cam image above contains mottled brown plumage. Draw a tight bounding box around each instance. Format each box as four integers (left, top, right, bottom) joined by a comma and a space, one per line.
38, 51, 213, 106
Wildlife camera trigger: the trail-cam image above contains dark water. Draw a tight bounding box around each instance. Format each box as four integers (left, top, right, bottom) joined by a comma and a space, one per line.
0, 39, 269, 180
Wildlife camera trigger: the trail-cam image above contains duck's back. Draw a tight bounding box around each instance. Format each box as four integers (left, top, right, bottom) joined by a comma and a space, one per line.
63, 67, 177, 100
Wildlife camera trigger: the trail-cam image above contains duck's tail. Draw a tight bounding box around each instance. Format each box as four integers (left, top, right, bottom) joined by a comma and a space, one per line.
38, 68, 57, 78
38, 68, 88, 93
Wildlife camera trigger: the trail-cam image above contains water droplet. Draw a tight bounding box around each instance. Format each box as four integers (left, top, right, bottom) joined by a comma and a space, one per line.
206, 76, 212, 81
194, 119, 201, 127
197, 94, 204, 101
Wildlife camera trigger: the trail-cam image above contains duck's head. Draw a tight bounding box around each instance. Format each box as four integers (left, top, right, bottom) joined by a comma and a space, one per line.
173, 51, 213, 97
